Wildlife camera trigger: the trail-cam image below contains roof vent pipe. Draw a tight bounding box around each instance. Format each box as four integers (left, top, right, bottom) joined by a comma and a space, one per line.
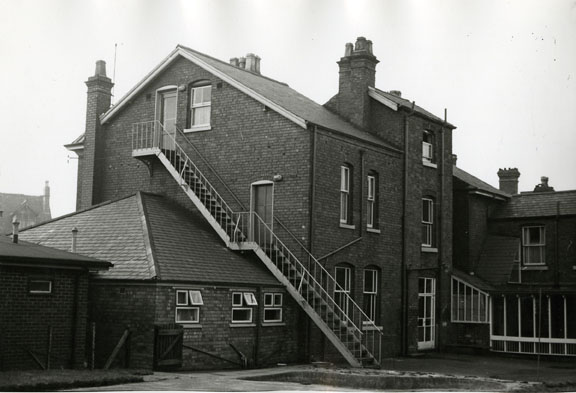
71, 227, 78, 253
12, 217, 19, 244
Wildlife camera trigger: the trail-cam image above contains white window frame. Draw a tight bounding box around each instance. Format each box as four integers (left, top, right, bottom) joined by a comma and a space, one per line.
422, 130, 434, 162
335, 266, 351, 318
422, 198, 434, 247
340, 166, 350, 224
29, 279, 52, 294
367, 175, 376, 229
418, 277, 436, 350
175, 289, 203, 324
451, 277, 490, 323
363, 269, 378, 323
190, 84, 212, 128
231, 291, 257, 323
522, 226, 546, 265
263, 293, 283, 323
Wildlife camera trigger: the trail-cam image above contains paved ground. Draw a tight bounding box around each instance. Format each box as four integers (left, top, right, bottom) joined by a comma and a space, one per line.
68, 353, 576, 392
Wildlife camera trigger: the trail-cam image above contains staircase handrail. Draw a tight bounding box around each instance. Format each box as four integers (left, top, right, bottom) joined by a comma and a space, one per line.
250, 212, 383, 336
134, 121, 241, 224
174, 125, 247, 211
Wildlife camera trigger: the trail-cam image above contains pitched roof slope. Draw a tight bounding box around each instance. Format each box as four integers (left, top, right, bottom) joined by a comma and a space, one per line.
140, 193, 277, 285
0, 235, 110, 269
178, 46, 395, 148
492, 190, 576, 219
0, 192, 51, 233
453, 166, 510, 199
19, 195, 153, 279
18, 193, 279, 285
475, 235, 519, 285
370, 87, 456, 129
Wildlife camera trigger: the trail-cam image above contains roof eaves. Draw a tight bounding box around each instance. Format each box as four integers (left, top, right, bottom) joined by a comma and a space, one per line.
313, 123, 402, 155
100, 47, 182, 124
368, 87, 398, 111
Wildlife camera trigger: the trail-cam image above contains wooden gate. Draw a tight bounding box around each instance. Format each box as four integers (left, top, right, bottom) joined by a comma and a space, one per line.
153, 324, 183, 369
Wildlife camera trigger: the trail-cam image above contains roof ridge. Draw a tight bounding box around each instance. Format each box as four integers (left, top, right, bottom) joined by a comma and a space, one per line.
136, 192, 159, 279
19, 193, 139, 233
177, 44, 290, 87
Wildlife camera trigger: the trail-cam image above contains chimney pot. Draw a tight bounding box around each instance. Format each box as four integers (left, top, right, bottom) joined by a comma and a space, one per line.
12, 216, 20, 243
95, 60, 107, 77
497, 168, 521, 194
534, 176, 555, 193
230, 57, 239, 67
344, 43, 353, 57
245, 53, 261, 74
239, 57, 246, 69
451, 154, 458, 166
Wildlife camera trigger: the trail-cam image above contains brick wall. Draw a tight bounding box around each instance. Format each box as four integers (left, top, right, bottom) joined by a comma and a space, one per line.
89, 281, 304, 370
0, 266, 88, 370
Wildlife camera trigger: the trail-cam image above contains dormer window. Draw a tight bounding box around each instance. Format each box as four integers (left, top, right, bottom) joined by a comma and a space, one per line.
187, 82, 212, 131
422, 130, 434, 164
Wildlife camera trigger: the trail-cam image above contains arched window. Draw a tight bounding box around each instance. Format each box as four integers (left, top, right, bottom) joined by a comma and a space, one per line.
188, 81, 212, 129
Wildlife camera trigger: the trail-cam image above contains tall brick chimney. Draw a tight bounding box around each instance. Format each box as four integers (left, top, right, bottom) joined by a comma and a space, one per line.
79, 60, 113, 210
325, 37, 379, 129
497, 168, 521, 195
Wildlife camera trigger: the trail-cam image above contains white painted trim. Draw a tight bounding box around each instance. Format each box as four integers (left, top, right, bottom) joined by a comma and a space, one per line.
101, 48, 182, 124
101, 47, 308, 130
184, 125, 212, 133
422, 160, 438, 169
368, 87, 398, 111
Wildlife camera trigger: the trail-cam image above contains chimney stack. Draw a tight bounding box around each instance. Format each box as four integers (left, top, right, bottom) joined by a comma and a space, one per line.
533, 176, 555, 193
79, 61, 114, 210
497, 168, 521, 195
71, 227, 78, 253
229, 57, 239, 67
325, 37, 379, 130
12, 216, 19, 243
43, 180, 51, 216
231, 54, 261, 74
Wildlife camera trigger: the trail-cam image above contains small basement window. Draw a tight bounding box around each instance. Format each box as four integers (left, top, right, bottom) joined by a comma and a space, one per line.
29, 279, 52, 294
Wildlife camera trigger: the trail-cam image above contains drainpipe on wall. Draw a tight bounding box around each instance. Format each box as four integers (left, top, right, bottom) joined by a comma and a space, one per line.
401, 102, 415, 356
307, 123, 318, 363
436, 109, 447, 351
12, 217, 19, 244
359, 150, 365, 236
555, 202, 560, 287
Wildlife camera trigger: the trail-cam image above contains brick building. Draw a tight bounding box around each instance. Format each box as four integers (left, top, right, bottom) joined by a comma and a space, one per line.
0, 223, 110, 370
24, 37, 456, 368
0, 181, 51, 233
452, 166, 576, 356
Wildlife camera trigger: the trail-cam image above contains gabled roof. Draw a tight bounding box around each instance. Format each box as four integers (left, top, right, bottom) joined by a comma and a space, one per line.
453, 166, 510, 200
491, 189, 576, 219
0, 192, 51, 234
475, 235, 519, 285
98, 45, 398, 151
19, 193, 279, 285
0, 235, 111, 270
368, 87, 456, 129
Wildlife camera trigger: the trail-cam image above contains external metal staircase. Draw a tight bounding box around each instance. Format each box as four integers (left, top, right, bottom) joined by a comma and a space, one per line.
132, 120, 383, 367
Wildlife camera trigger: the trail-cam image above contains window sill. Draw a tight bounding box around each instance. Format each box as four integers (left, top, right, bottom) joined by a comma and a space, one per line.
522, 265, 548, 271
421, 246, 438, 253
182, 324, 203, 329
367, 227, 381, 234
339, 223, 355, 230
229, 323, 256, 328
422, 160, 437, 169
262, 322, 286, 327
184, 125, 212, 133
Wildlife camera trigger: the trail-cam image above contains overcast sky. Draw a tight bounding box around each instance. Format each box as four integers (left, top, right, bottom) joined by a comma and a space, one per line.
0, 0, 575, 217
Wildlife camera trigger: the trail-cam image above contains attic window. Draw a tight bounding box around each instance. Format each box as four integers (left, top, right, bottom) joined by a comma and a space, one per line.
187, 81, 212, 132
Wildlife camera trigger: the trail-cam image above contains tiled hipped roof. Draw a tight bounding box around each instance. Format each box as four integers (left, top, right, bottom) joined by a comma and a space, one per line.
19, 193, 279, 285
492, 190, 576, 219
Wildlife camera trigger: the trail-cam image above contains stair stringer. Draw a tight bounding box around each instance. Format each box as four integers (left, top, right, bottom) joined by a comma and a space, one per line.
156, 151, 232, 246
253, 247, 362, 367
